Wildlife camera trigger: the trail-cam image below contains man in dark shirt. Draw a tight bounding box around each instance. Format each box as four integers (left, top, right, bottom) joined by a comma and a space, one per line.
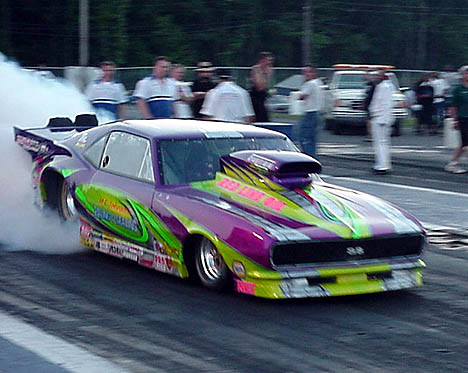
363, 70, 377, 141
191, 62, 216, 118
416, 75, 435, 134
445, 65, 468, 173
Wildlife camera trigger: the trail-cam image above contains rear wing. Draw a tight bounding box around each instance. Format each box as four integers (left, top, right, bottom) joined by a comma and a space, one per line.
14, 114, 98, 160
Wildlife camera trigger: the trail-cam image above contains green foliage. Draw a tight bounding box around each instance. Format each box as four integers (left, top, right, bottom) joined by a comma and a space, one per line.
3, 0, 468, 70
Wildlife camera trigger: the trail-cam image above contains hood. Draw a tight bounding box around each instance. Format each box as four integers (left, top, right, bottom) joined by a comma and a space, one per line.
184, 150, 422, 241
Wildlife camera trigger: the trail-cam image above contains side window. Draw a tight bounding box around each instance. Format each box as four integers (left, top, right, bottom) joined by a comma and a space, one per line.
101, 132, 154, 183
84, 135, 107, 168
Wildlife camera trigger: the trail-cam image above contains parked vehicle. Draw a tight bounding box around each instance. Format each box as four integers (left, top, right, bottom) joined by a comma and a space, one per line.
323, 64, 408, 135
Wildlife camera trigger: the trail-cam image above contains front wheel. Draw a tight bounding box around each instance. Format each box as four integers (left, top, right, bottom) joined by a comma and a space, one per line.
58, 180, 77, 221
195, 237, 232, 291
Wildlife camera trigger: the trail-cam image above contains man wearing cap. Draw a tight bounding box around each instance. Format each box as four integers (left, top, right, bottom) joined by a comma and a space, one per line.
445, 65, 468, 173
85, 61, 128, 120
134, 56, 177, 119
200, 70, 255, 124
191, 62, 216, 118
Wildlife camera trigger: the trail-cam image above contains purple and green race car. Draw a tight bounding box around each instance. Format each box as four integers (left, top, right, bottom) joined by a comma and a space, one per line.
14, 115, 426, 299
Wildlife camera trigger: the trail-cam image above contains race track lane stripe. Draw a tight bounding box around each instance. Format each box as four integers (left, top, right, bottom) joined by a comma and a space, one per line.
322, 175, 468, 198
0, 290, 77, 323
0, 311, 129, 373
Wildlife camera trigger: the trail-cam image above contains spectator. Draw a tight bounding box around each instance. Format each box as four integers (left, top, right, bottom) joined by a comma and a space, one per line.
416, 75, 435, 134
191, 62, 216, 118
430, 72, 446, 132
445, 65, 468, 174
250, 51, 274, 122
368, 69, 395, 175
134, 56, 176, 119
200, 70, 254, 124
171, 64, 193, 119
297, 64, 322, 158
363, 70, 377, 142
85, 61, 127, 120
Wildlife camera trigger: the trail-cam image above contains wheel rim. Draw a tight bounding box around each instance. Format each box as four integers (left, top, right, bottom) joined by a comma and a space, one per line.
199, 239, 224, 282
63, 184, 77, 220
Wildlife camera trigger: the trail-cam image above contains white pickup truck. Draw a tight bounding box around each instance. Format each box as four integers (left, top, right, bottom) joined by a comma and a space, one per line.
323, 65, 408, 135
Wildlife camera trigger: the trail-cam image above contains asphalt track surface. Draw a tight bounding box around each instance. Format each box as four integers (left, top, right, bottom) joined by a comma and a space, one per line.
1, 140, 468, 372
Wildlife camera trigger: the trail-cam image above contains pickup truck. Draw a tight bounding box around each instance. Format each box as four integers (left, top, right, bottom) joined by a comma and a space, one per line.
323, 65, 408, 135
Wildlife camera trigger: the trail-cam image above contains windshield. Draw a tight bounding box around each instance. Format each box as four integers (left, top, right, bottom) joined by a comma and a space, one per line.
335, 74, 366, 89
159, 137, 297, 184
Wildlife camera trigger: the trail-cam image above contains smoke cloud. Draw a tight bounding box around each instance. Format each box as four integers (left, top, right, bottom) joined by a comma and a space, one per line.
0, 53, 93, 253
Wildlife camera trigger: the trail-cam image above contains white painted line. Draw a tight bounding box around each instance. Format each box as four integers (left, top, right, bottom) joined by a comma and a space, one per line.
322, 175, 468, 198
0, 311, 129, 373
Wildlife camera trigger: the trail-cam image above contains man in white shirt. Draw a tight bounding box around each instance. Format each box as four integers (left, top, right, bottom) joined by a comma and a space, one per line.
134, 56, 177, 119
368, 70, 395, 174
297, 64, 322, 158
170, 64, 193, 119
200, 71, 254, 124
85, 61, 127, 120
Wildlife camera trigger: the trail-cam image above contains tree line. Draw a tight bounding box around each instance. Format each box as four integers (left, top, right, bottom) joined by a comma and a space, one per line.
1, 0, 468, 70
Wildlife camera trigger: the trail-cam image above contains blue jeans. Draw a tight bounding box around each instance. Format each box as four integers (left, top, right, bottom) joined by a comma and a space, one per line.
434, 101, 445, 129
298, 111, 318, 158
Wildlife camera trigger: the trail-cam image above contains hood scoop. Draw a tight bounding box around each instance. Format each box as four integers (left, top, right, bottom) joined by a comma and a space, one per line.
220, 150, 321, 190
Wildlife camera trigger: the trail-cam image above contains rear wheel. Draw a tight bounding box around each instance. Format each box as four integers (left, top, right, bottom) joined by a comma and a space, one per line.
58, 180, 77, 221
195, 237, 231, 291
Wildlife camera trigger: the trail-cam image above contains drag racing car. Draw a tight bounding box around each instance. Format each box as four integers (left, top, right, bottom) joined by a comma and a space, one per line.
14, 115, 426, 299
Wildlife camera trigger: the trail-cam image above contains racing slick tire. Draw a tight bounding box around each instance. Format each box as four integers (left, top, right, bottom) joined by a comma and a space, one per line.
58, 180, 77, 221
195, 237, 232, 291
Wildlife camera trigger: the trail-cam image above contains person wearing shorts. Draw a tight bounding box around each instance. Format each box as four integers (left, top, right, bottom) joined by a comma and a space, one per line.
445, 65, 468, 174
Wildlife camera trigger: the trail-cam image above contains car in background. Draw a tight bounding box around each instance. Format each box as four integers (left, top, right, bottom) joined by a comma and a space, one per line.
14, 116, 426, 299
265, 94, 290, 114
323, 64, 408, 135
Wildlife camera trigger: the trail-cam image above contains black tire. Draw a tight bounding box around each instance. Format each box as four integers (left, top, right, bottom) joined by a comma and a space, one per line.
195, 237, 232, 291
58, 180, 77, 221
333, 121, 343, 135
324, 119, 334, 131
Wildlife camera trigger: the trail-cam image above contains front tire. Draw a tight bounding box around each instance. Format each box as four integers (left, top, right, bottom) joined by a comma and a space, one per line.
195, 237, 231, 291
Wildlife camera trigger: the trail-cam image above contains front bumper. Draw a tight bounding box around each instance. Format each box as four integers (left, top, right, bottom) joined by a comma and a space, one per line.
330, 108, 408, 125
234, 260, 425, 299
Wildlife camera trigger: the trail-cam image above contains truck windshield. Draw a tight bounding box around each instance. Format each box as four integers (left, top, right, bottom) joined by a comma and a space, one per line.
336, 74, 366, 89
334, 72, 400, 90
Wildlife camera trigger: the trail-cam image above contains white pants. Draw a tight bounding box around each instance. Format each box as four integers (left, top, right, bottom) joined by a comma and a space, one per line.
371, 119, 392, 170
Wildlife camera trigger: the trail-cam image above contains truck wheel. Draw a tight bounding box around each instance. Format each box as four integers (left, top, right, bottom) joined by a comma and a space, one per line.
333, 122, 343, 135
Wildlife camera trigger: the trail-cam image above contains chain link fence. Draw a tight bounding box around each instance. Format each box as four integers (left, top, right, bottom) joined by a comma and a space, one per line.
39, 66, 433, 94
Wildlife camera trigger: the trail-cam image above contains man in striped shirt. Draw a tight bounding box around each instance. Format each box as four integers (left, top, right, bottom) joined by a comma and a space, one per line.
134, 56, 177, 119
85, 61, 128, 120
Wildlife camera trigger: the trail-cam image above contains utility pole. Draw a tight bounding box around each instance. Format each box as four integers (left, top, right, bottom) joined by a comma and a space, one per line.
302, 0, 313, 66
417, 2, 427, 69
79, 0, 89, 66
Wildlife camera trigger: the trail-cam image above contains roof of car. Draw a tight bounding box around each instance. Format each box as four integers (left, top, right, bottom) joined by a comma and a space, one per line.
105, 119, 287, 141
